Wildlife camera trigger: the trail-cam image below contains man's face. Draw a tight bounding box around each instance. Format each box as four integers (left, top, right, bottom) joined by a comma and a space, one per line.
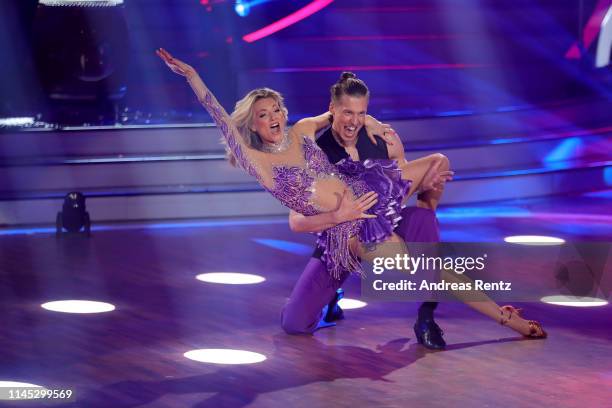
330, 95, 368, 145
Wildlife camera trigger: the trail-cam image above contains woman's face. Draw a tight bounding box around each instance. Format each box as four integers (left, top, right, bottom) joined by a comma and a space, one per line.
250, 97, 286, 144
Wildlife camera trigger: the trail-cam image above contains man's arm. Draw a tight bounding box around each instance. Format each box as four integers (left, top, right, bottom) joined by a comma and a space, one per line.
288, 190, 378, 233
292, 112, 332, 137
294, 112, 396, 144
386, 132, 408, 166
289, 210, 340, 233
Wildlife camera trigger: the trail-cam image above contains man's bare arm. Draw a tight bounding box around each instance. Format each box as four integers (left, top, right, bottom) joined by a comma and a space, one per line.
288, 191, 378, 233
292, 112, 332, 137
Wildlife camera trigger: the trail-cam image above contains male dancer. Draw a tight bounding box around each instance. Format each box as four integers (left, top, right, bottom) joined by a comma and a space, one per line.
281, 73, 452, 350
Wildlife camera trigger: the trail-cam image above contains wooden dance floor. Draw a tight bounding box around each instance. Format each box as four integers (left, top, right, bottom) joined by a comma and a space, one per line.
1, 213, 611, 408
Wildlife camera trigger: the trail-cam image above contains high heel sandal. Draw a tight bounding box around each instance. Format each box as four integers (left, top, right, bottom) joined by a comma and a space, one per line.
500, 305, 547, 339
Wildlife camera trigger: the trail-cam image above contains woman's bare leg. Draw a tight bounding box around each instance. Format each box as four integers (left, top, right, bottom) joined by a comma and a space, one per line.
352, 234, 546, 338
440, 269, 545, 336
400, 153, 451, 211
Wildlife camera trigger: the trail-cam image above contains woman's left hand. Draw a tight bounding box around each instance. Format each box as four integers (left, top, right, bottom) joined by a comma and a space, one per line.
156, 48, 196, 78
365, 118, 397, 146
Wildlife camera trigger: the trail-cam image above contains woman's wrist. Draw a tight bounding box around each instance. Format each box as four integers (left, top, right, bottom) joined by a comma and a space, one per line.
185, 68, 197, 81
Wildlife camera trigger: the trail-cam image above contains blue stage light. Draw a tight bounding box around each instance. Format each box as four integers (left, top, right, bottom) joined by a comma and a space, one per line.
604, 166, 612, 185
235, 0, 273, 18
543, 137, 583, 164
235, 0, 250, 17
436, 110, 474, 117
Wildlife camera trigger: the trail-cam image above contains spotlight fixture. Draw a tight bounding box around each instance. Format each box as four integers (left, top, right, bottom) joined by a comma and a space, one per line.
39, 1, 124, 5
56, 192, 91, 235
34, 0, 130, 124
235, 0, 250, 17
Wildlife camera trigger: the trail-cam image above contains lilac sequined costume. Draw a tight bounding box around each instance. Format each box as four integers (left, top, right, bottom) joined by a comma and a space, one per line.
266, 137, 410, 279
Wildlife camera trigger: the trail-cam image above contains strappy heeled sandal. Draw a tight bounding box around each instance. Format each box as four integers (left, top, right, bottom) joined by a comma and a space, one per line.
500, 305, 547, 339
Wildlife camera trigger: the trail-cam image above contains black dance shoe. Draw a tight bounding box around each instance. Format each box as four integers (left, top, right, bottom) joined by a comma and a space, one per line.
414, 318, 446, 350
323, 288, 345, 323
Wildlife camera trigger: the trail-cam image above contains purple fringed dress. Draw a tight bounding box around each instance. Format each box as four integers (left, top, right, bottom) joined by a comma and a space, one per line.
266, 137, 410, 280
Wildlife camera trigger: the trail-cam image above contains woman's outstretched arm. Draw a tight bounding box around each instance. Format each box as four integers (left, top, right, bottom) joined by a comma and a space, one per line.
157, 48, 260, 179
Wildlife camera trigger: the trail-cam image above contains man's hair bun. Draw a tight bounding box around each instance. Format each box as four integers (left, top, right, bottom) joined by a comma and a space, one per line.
331, 72, 369, 103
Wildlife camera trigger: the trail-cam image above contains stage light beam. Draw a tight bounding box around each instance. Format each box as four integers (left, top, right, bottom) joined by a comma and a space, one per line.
243, 0, 334, 43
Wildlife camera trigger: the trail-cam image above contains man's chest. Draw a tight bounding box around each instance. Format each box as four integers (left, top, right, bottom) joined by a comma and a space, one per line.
344, 146, 360, 161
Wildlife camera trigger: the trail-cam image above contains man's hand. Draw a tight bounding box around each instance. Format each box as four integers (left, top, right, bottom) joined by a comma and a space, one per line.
333, 190, 378, 224
288, 190, 378, 233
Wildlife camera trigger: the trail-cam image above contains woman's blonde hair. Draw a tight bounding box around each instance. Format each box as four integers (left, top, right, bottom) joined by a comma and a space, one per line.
225, 88, 289, 167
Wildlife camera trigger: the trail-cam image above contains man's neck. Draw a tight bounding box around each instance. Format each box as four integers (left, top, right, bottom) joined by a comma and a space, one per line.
331, 128, 358, 149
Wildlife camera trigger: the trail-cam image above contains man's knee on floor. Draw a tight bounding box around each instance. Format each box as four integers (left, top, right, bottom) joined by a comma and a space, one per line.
280, 305, 316, 335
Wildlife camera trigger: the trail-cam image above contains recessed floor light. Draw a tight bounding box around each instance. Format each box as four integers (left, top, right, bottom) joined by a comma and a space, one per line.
196, 272, 265, 285
541, 295, 608, 307
184, 349, 266, 364
504, 235, 565, 245
338, 298, 367, 309
41, 300, 116, 314
0, 381, 46, 401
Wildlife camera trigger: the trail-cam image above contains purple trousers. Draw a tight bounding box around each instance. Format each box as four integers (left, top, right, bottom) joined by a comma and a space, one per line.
281, 207, 440, 334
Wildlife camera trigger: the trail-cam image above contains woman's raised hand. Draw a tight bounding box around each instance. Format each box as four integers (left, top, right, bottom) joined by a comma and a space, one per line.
365, 116, 397, 146
156, 48, 196, 78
